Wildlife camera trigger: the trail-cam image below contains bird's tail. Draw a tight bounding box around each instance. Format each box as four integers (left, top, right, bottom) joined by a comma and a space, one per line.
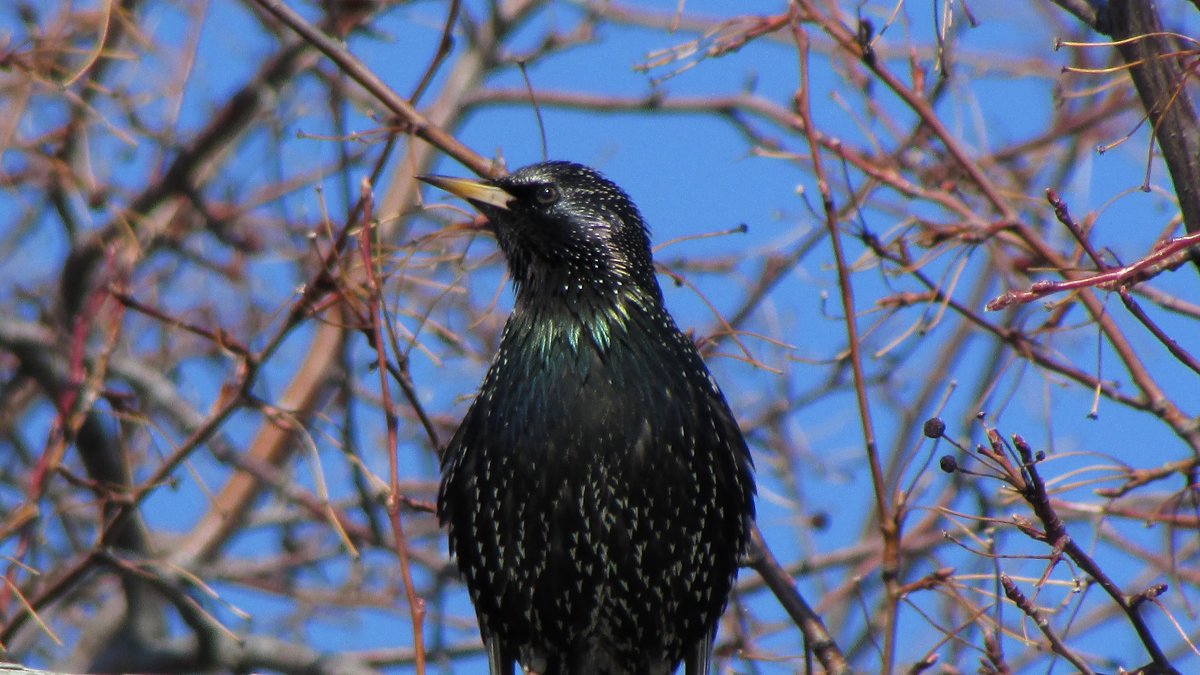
486, 635, 515, 675
684, 633, 713, 675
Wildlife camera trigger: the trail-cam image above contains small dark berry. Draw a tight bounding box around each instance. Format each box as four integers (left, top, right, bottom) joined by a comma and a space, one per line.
923, 417, 946, 439
809, 511, 830, 530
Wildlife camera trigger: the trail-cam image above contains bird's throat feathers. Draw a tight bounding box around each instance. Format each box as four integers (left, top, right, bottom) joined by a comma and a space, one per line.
508, 276, 662, 365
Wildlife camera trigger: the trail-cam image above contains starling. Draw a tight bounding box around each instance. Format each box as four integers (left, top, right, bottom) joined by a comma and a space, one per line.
420, 161, 756, 675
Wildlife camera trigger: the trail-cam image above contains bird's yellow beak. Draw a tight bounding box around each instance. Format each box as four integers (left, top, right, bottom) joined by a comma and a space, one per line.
418, 175, 513, 211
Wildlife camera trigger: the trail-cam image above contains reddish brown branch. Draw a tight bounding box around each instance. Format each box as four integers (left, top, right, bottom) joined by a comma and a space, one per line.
1006, 433, 1178, 673
247, 0, 493, 178
986, 231, 1200, 311
358, 181, 427, 674
999, 573, 1095, 674
748, 526, 849, 674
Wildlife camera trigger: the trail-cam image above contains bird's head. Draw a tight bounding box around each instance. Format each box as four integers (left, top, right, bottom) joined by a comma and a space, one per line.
420, 161, 661, 309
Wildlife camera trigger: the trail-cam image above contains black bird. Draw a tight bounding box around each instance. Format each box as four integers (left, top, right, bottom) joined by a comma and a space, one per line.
420, 161, 756, 675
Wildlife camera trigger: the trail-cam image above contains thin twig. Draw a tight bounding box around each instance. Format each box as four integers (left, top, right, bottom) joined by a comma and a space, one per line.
986, 231, 1200, 311
358, 180, 427, 674
790, 13, 898, 673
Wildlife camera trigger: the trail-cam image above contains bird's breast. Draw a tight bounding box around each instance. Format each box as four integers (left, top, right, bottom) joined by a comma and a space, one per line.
439, 302, 752, 667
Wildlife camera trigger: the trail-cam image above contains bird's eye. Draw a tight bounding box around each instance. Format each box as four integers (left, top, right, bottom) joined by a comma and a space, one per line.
534, 185, 560, 205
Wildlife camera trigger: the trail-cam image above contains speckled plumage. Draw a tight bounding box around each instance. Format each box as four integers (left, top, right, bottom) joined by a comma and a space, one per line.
425, 162, 756, 675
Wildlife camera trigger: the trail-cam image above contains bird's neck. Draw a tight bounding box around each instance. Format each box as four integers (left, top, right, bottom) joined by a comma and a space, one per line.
514, 262, 660, 315
509, 276, 662, 360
